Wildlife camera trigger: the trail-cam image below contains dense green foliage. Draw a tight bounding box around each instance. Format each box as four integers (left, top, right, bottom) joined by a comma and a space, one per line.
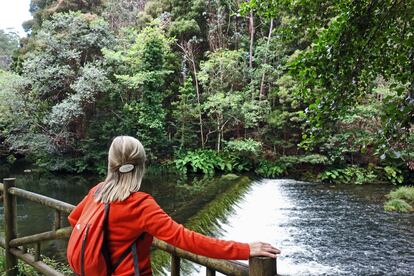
320, 166, 378, 185
0, 0, 413, 187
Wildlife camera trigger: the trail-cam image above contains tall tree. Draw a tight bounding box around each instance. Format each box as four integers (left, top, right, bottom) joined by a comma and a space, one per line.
7, 11, 113, 170
177, 39, 205, 148
0, 30, 19, 71
104, 24, 176, 159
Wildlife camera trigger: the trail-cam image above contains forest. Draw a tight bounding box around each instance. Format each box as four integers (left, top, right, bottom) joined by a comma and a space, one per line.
0, 0, 413, 209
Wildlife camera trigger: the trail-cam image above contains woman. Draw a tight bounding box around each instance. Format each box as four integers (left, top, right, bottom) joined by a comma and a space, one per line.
68, 136, 280, 276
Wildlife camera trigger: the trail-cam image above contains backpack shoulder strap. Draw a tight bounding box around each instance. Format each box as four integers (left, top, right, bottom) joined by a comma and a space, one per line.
131, 242, 140, 276
102, 204, 112, 276
111, 233, 146, 274
102, 202, 144, 276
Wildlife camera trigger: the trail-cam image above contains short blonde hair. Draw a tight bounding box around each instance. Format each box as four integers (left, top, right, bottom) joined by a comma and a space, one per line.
95, 136, 146, 203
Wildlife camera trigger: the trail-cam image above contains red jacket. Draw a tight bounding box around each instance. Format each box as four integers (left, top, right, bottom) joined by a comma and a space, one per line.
68, 185, 250, 276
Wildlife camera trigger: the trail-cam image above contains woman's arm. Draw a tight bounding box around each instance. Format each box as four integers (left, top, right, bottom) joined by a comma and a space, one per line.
142, 196, 279, 260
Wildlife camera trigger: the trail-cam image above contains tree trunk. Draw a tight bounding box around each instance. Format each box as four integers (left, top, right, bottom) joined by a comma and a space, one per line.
189, 49, 205, 149
177, 41, 205, 149
217, 125, 220, 152
249, 12, 255, 68
192, 62, 205, 149
181, 117, 185, 147
217, 116, 222, 152
259, 18, 274, 99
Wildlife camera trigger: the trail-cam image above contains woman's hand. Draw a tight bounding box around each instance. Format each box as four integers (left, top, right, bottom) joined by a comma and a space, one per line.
249, 242, 280, 258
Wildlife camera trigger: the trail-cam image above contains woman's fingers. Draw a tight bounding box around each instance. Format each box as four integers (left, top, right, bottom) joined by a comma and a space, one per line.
260, 242, 280, 253
258, 246, 277, 258
249, 242, 281, 258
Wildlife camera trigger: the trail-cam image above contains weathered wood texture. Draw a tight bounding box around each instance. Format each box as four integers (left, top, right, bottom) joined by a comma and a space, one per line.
3, 178, 18, 276
9, 227, 72, 247
207, 267, 216, 276
249, 257, 277, 276
54, 210, 62, 230
34, 242, 41, 262
171, 254, 181, 276
8, 187, 75, 213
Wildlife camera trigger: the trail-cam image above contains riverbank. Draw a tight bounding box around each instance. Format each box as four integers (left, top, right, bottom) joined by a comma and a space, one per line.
2, 158, 413, 215
2, 155, 407, 185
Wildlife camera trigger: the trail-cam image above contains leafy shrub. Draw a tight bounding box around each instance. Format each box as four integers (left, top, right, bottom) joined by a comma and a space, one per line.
220, 153, 251, 172
6, 154, 16, 164
224, 138, 262, 155
255, 154, 330, 178
383, 166, 404, 185
174, 140, 264, 176
223, 138, 262, 172
255, 160, 286, 178
174, 150, 231, 175
297, 154, 330, 165
320, 166, 378, 185
275, 154, 330, 168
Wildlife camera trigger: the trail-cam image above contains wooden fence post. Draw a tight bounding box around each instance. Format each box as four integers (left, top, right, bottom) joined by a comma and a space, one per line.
171, 254, 181, 276
206, 267, 216, 276
249, 257, 277, 276
3, 178, 18, 276
53, 210, 61, 230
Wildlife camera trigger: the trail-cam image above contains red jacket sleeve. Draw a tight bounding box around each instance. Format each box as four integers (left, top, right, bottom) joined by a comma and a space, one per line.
141, 195, 250, 260
68, 195, 88, 227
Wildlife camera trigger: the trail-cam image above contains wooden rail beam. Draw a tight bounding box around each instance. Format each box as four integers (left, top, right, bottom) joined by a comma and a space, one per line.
9, 227, 72, 247
8, 187, 75, 213
9, 247, 64, 276
153, 238, 249, 276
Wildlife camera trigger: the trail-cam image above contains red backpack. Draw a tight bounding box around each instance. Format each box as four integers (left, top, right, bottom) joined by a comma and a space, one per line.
67, 197, 142, 276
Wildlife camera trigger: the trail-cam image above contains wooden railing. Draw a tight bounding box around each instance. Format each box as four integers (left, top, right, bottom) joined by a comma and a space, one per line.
0, 178, 277, 276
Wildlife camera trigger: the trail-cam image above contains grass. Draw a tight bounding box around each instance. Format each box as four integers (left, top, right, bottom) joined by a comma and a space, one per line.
384, 186, 414, 213
386, 186, 414, 202
384, 198, 413, 212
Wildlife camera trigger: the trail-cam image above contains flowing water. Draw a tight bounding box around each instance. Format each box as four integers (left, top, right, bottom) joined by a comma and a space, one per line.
193, 179, 414, 276
0, 168, 413, 275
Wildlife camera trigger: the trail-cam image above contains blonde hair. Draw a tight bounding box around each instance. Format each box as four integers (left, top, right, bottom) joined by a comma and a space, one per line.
95, 136, 146, 203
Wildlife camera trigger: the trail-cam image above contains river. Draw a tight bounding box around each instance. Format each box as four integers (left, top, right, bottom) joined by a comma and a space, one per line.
0, 169, 413, 275
195, 179, 414, 275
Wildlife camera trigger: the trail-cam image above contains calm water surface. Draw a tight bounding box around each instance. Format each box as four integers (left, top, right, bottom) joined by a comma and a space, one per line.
0, 169, 413, 275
